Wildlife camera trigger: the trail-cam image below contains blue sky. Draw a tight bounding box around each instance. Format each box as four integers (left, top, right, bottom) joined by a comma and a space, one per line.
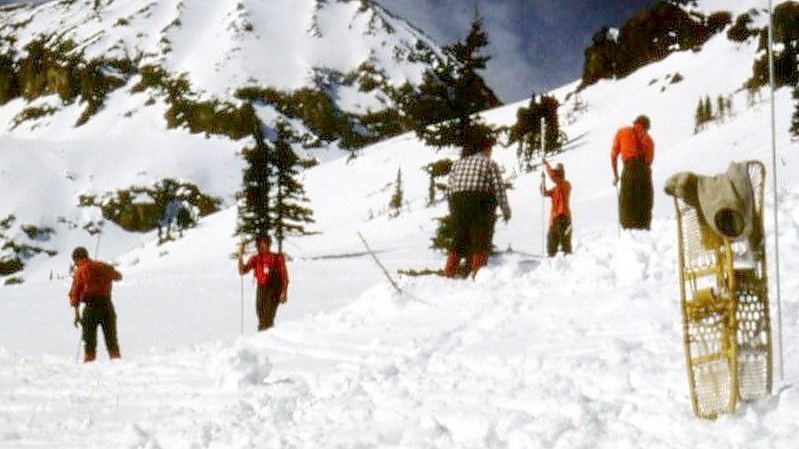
0, 0, 657, 102
375, 0, 656, 102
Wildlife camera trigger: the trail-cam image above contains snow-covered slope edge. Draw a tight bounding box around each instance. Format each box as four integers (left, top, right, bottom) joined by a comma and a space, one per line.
1, 0, 799, 447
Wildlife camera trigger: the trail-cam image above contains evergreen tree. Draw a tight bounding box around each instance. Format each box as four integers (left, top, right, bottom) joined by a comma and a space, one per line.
389, 168, 403, 218
703, 96, 713, 121
271, 121, 314, 253
694, 98, 705, 133
236, 105, 273, 243
424, 159, 453, 206
510, 94, 565, 171
717, 95, 726, 121
399, 13, 500, 151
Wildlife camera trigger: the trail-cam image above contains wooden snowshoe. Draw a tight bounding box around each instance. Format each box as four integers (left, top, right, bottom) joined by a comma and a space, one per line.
673, 160, 771, 418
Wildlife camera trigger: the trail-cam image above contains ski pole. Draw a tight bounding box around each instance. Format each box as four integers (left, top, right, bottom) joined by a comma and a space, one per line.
541, 170, 547, 255
240, 275, 244, 335
540, 118, 547, 255
615, 182, 621, 237
73, 306, 82, 363
238, 240, 245, 335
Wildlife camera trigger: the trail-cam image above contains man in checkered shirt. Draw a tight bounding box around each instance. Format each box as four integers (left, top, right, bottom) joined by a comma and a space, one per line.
444, 133, 511, 278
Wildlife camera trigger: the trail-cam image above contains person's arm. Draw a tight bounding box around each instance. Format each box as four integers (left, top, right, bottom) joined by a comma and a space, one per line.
237, 242, 252, 275
69, 268, 84, 327
103, 262, 122, 282
644, 134, 654, 166
540, 171, 550, 197
543, 160, 556, 181
611, 131, 621, 186
68, 269, 83, 308
278, 254, 289, 303
490, 161, 511, 221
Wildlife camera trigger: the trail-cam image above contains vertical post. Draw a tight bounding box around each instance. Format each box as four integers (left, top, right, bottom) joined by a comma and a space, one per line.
767, 0, 785, 382
540, 117, 547, 255
240, 276, 245, 335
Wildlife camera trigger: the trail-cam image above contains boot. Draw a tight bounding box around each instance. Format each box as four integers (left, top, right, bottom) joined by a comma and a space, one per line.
83, 351, 96, 363
444, 252, 460, 278
470, 252, 488, 277
109, 349, 121, 360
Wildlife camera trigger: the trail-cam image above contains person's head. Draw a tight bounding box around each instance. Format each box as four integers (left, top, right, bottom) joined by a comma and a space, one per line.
634, 114, 651, 131
256, 234, 271, 253
461, 126, 496, 158
71, 246, 89, 265
479, 133, 497, 155
552, 163, 565, 180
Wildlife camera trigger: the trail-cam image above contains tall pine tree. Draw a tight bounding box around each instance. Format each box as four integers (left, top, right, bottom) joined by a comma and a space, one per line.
389, 168, 403, 218
236, 111, 314, 253
271, 121, 314, 253
236, 105, 273, 243
399, 13, 500, 151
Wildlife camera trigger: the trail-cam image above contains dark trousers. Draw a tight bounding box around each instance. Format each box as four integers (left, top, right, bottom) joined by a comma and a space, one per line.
256, 284, 279, 331
445, 192, 496, 277
619, 158, 653, 230
449, 191, 496, 255
81, 302, 120, 358
547, 215, 572, 257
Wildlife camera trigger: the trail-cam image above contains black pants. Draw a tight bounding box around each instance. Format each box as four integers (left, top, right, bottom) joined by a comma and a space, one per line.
619, 158, 653, 230
81, 302, 120, 357
256, 285, 279, 331
449, 191, 496, 256
547, 215, 572, 257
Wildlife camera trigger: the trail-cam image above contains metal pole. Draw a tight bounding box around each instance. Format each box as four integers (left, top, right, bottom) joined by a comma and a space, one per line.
240, 276, 244, 335
767, 0, 785, 382
541, 118, 547, 254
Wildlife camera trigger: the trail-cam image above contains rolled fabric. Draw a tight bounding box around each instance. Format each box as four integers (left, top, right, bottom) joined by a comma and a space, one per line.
665, 161, 757, 243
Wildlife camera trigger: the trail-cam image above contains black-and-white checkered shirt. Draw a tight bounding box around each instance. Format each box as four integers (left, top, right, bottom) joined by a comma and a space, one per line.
448, 153, 511, 219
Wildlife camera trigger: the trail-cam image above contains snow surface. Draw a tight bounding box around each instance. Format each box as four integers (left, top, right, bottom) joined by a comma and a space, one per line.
1, 0, 799, 447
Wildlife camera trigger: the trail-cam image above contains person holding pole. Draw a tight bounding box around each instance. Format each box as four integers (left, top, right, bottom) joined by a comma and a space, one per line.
611, 115, 655, 230
68, 246, 123, 363
540, 160, 572, 257
238, 235, 289, 331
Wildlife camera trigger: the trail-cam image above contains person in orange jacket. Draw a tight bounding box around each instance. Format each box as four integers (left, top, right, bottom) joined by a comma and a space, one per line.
611, 115, 655, 230
68, 246, 123, 363
238, 234, 289, 331
540, 160, 572, 256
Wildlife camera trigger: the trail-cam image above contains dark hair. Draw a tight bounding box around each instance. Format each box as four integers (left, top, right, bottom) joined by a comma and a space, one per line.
256, 234, 271, 245
461, 126, 497, 158
71, 246, 89, 262
634, 115, 651, 130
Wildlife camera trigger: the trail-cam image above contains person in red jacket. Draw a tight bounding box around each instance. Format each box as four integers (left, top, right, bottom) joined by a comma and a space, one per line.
611, 115, 655, 230
68, 246, 123, 363
238, 234, 289, 331
540, 160, 572, 256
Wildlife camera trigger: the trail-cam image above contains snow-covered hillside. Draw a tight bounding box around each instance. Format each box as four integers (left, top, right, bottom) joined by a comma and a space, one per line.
0, 0, 443, 279
1, 0, 798, 447
0, 0, 435, 104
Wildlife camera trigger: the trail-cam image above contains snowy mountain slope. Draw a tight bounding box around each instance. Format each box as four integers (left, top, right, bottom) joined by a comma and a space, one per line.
1, 0, 799, 447
0, 0, 434, 99
0, 0, 446, 281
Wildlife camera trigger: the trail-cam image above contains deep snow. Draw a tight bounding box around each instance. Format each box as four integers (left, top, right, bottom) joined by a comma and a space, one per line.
1, 0, 798, 447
